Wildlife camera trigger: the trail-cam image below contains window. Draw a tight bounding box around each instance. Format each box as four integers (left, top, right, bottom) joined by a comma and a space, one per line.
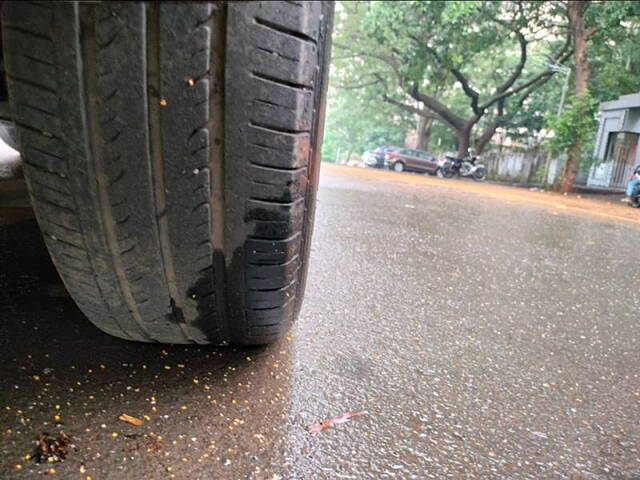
607, 132, 639, 188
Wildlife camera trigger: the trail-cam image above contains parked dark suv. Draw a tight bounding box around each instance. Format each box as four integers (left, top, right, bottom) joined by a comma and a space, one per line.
385, 148, 439, 174
365, 145, 401, 168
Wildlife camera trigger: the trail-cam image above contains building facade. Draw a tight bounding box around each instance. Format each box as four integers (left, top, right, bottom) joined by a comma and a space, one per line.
587, 92, 640, 190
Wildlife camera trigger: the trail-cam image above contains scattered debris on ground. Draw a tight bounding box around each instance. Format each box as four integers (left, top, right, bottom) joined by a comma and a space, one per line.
118, 413, 144, 426
306, 411, 367, 435
123, 433, 163, 455
33, 431, 74, 463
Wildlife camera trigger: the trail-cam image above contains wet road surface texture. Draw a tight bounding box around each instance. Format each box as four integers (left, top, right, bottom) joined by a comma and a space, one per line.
1, 164, 639, 479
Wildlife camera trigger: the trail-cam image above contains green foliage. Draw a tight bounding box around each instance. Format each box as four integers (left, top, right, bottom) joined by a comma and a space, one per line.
360, 1, 554, 92
545, 92, 597, 164
584, 0, 640, 36
531, 161, 550, 186
441, 1, 482, 23
322, 0, 640, 166
588, 4, 640, 101
321, 83, 411, 162
327, 1, 571, 154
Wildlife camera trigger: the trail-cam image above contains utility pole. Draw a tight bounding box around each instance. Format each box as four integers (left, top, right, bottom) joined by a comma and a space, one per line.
543, 64, 571, 187
555, 64, 571, 115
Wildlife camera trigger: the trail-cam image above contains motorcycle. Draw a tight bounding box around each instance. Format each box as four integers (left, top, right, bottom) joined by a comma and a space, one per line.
630, 184, 640, 208
438, 148, 487, 181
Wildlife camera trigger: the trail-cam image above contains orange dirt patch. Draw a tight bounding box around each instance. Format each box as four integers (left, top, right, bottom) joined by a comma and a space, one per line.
323, 163, 640, 227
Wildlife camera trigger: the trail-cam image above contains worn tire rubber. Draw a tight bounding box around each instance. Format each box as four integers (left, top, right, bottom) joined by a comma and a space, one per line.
2, 1, 333, 345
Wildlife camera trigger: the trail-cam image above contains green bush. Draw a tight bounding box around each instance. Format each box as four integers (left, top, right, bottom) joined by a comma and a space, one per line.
545, 92, 597, 167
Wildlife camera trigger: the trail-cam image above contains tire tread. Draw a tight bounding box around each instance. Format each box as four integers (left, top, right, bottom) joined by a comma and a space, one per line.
3, 0, 332, 345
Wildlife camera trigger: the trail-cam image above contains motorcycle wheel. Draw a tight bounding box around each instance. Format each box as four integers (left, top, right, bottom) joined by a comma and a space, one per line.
473, 167, 487, 181
441, 166, 455, 178
630, 196, 640, 208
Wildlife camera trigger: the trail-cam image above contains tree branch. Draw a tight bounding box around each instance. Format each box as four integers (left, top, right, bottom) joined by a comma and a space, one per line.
410, 83, 467, 130
371, 73, 446, 124
333, 41, 403, 84
331, 54, 363, 61
492, 22, 528, 95
342, 43, 466, 130
473, 99, 506, 153
382, 95, 439, 121
334, 78, 382, 90
498, 64, 560, 131
411, 36, 483, 116
479, 33, 573, 110
585, 25, 599, 39
449, 66, 482, 115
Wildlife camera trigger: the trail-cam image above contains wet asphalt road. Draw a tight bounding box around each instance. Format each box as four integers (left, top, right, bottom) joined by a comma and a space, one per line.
1, 164, 640, 479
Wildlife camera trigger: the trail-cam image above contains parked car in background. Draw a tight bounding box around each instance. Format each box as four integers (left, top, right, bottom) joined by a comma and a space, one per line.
363, 145, 401, 169
385, 148, 439, 174
362, 150, 379, 168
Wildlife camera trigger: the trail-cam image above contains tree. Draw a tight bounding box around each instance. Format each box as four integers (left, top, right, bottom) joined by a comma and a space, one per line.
554, 1, 593, 193
321, 81, 413, 163
553, 0, 640, 193
589, 13, 640, 101
333, 1, 572, 155
546, 93, 597, 169
321, 2, 418, 162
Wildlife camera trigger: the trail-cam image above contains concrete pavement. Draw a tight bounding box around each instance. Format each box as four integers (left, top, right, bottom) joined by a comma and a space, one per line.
1, 163, 639, 479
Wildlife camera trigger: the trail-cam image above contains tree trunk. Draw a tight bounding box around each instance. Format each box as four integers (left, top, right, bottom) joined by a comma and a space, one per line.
571, 5, 590, 94
475, 120, 500, 154
456, 130, 470, 157
416, 115, 433, 150
556, 0, 591, 194
423, 119, 433, 150
560, 143, 581, 192
456, 119, 484, 156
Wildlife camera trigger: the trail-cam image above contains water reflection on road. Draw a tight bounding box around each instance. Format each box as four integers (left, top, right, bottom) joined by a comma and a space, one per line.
1, 164, 639, 479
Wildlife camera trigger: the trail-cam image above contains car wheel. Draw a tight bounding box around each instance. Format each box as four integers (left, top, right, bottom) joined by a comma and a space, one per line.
393, 162, 405, 172
4, 1, 333, 345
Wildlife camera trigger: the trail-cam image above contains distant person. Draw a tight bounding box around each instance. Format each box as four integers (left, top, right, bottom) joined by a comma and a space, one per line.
622, 164, 640, 202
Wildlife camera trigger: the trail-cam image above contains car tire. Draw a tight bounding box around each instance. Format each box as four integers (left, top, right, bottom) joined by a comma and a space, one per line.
393, 161, 404, 172
3, 1, 333, 345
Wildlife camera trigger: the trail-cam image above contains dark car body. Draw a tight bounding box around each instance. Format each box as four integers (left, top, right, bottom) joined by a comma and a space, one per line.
364, 145, 401, 168
385, 148, 439, 173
